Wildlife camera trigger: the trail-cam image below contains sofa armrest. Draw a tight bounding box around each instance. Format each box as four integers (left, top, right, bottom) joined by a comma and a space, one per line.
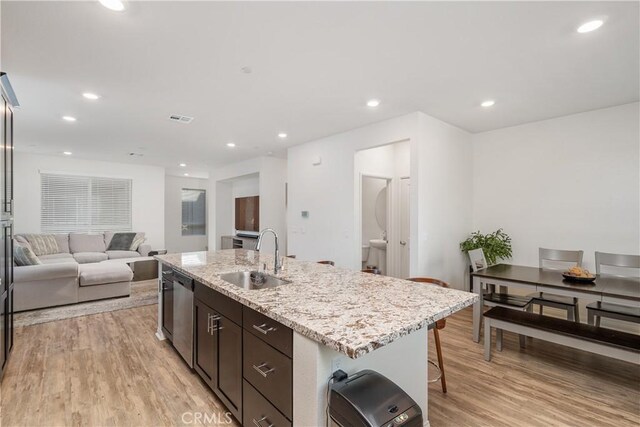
137, 244, 152, 257
14, 262, 79, 283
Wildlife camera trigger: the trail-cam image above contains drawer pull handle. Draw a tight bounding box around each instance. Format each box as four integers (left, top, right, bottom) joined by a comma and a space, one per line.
207, 314, 221, 335
252, 416, 273, 427
252, 363, 275, 378
253, 323, 277, 335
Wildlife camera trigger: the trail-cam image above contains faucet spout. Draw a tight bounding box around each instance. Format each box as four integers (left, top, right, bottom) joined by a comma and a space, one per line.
255, 228, 282, 274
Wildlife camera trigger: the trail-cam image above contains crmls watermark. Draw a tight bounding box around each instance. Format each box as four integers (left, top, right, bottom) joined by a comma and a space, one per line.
181, 412, 234, 425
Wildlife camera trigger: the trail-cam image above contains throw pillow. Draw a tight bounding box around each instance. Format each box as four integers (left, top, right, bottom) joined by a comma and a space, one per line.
130, 232, 146, 251
107, 232, 137, 251
14, 243, 42, 266
23, 234, 60, 256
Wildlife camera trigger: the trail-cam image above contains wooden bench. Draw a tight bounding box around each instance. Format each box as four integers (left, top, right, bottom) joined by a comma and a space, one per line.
483, 307, 640, 364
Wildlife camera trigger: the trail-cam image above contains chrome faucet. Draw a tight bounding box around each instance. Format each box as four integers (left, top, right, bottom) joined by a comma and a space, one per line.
255, 228, 282, 274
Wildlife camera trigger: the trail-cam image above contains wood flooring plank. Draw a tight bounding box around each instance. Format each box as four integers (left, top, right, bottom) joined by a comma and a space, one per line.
1, 304, 638, 427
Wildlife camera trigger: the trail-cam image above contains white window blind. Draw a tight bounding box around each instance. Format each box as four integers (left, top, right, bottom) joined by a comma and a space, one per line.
41, 173, 132, 233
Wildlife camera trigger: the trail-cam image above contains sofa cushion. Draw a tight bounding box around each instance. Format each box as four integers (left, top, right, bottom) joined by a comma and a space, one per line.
23, 234, 60, 256
78, 262, 133, 287
130, 232, 146, 250
106, 250, 142, 260
73, 252, 109, 264
14, 235, 32, 251
14, 262, 78, 282
54, 234, 70, 253
104, 231, 114, 248
14, 244, 42, 266
107, 233, 137, 251
69, 233, 106, 254
39, 253, 76, 265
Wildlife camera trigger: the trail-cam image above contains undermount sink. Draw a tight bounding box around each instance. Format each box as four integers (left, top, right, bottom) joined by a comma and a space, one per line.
220, 271, 291, 290
369, 239, 388, 250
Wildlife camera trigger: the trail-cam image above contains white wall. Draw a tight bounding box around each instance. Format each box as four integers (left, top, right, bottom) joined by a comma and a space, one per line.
288, 112, 473, 288
417, 113, 474, 288
209, 157, 287, 255
288, 113, 421, 269
472, 102, 640, 271
14, 152, 166, 249
165, 174, 208, 253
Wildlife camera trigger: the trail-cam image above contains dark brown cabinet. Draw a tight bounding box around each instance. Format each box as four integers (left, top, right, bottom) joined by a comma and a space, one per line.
217, 316, 242, 415
194, 298, 218, 389
194, 282, 243, 423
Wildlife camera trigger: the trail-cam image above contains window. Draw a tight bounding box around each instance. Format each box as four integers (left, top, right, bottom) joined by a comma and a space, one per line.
182, 189, 206, 236
41, 173, 132, 233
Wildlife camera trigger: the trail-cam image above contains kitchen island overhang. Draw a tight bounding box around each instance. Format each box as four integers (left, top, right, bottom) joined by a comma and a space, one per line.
155, 250, 477, 426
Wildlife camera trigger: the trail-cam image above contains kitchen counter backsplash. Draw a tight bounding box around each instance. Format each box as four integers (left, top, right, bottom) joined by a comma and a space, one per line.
156, 250, 477, 359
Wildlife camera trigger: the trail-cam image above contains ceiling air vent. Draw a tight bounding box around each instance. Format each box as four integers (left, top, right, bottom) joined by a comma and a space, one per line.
169, 114, 194, 124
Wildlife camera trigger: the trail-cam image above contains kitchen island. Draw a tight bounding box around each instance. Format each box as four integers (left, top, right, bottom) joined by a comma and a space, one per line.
155, 250, 477, 426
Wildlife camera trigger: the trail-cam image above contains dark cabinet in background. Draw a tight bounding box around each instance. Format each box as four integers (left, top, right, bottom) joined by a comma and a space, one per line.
0, 72, 16, 382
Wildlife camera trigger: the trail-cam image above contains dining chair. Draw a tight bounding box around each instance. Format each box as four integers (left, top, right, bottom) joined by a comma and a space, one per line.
317, 260, 335, 266
587, 252, 640, 327
530, 248, 583, 322
407, 277, 448, 393
469, 249, 533, 337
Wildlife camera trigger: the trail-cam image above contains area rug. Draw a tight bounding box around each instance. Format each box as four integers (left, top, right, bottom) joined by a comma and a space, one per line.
14, 279, 158, 328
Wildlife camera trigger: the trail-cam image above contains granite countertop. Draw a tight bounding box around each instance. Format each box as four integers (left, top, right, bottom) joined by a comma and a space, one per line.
156, 250, 477, 359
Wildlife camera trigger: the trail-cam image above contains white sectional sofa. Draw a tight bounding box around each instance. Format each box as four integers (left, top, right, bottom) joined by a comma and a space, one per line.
14, 232, 152, 312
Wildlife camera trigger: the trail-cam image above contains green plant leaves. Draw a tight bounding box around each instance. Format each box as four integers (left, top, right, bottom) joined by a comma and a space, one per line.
460, 228, 512, 266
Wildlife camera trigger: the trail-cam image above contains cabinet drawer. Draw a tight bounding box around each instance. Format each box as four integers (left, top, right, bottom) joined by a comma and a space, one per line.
194, 281, 242, 325
243, 306, 292, 357
243, 332, 292, 419
243, 380, 291, 427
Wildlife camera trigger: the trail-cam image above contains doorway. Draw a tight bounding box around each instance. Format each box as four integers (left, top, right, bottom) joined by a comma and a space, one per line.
355, 140, 410, 278
361, 175, 391, 274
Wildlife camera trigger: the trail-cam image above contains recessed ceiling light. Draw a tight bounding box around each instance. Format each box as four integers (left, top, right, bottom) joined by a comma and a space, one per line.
227, 142, 236, 148
82, 92, 100, 100
577, 20, 603, 33
278, 133, 287, 139
481, 100, 495, 108
184, 173, 189, 177
99, 0, 125, 11
367, 99, 381, 107
62, 116, 77, 122
63, 151, 73, 156
179, 163, 186, 167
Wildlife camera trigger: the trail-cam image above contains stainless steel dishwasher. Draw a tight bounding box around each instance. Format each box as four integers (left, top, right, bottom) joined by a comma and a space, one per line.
172, 271, 194, 368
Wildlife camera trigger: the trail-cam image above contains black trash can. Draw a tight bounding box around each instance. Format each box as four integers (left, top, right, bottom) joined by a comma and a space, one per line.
329, 370, 424, 427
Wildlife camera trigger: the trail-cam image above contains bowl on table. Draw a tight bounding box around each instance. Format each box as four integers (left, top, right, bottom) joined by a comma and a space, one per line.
562, 266, 596, 283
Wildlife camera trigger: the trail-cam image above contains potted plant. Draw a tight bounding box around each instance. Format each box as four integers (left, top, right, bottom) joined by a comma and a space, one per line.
460, 228, 513, 266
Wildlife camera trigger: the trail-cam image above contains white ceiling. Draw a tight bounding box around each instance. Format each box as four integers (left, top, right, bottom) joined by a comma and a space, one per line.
2, 1, 638, 178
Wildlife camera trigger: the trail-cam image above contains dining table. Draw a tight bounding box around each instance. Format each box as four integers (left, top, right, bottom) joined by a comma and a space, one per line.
471, 264, 640, 343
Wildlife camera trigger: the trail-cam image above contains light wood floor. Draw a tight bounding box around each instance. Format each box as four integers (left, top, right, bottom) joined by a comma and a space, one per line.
1, 305, 638, 427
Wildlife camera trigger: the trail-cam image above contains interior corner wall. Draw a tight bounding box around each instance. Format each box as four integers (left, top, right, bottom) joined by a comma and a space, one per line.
471, 102, 640, 272
165, 174, 209, 253
14, 152, 166, 248
416, 112, 473, 288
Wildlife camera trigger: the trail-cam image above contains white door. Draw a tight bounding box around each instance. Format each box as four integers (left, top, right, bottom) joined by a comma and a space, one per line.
400, 178, 411, 279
